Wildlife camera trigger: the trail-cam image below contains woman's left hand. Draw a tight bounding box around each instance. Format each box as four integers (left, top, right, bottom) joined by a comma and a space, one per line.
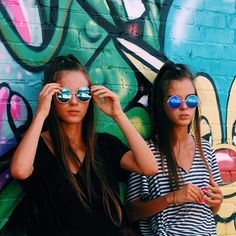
202, 176, 223, 213
91, 85, 123, 118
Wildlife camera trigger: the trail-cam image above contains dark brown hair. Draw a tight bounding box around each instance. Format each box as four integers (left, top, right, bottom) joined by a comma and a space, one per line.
151, 61, 209, 190
44, 54, 121, 224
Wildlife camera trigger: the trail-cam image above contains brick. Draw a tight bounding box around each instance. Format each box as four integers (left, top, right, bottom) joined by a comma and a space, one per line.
204, 1, 235, 14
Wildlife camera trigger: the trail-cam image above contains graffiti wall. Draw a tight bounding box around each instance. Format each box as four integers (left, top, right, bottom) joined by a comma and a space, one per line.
0, 0, 235, 235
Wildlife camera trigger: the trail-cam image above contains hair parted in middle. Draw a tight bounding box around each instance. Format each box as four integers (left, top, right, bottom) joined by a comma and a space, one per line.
43, 54, 122, 225
151, 60, 210, 190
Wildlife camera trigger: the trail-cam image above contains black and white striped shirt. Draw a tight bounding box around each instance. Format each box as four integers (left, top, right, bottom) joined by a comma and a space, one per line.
126, 138, 222, 236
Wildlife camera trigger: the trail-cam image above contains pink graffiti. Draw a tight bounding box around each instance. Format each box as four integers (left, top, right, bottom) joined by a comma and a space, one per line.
2, 0, 31, 44
215, 148, 236, 182
10, 95, 21, 120
128, 23, 139, 36
5, 65, 11, 74
0, 87, 9, 134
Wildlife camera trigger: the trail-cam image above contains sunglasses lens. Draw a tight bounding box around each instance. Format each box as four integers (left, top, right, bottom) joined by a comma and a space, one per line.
186, 95, 199, 108
76, 87, 91, 102
167, 95, 181, 109
56, 88, 72, 103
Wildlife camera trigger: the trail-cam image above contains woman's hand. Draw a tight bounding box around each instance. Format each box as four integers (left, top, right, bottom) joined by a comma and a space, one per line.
173, 183, 205, 204
202, 177, 223, 213
91, 85, 123, 119
36, 83, 61, 118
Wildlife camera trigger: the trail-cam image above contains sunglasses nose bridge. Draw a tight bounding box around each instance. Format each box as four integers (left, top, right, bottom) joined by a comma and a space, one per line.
68, 92, 78, 104
179, 99, 188, 109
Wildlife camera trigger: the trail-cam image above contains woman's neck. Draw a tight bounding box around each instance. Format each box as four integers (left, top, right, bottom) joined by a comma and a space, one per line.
62, 123, 84, 147
173, 126, 190, 143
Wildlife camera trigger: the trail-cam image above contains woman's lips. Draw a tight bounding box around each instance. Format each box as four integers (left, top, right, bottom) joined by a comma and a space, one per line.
67, 110, 80, 114
179, 113, 190, 119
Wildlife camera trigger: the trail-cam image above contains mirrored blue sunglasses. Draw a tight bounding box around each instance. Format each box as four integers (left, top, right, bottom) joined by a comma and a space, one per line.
166, 94, 199, 109
56, 87, 91, 103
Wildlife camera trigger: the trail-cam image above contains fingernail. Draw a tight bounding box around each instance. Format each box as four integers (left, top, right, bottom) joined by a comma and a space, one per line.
199, 196, 206, 203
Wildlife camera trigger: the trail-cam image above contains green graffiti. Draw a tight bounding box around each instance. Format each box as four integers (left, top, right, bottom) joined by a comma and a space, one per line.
0, 1, 72, 68
0, 181, 24, 229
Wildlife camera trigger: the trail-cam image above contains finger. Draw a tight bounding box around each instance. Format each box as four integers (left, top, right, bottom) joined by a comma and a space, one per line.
188, 192, 201, 203
209, 176, 218, 187
41, 84, 61, 96
92, 88, 114, 97
203, 197, 221, 207
191, 185, 205, 200
203, 189, 223, 203
91, 86, 115, 95
41, 83, 61, 91
94, 92, 116, 100
92, 95, 108, 110
92, 94, 101, 105
203, 189, 215, 199
185, 186, 204, 203
90, 86, 107, 93
39, 88, 61, 103
192, 191, 204, 203
203, 185, 222, 195
92, 90, 110, 97
207, 186, 222, 195
90, 85, 106, 91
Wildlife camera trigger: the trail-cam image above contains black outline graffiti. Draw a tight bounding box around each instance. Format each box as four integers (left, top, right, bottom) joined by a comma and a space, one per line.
78, 0, 167, 112
0, 0, 235, 232
0, 82, 32, 174
0, 0, 71, 72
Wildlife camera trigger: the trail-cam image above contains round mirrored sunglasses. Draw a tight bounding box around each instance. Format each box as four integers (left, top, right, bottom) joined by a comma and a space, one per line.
166, 94, 199, 109
55, 87, 91, 103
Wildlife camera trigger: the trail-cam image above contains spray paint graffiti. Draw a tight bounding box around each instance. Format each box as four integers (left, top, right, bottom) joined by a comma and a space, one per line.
0, 0, 235, 234
0, 0, 164, 232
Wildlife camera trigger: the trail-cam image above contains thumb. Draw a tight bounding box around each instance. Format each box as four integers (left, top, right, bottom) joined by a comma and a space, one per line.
92, 95, 103, 109
209, 175, 217, 187
92, 95, 100, 104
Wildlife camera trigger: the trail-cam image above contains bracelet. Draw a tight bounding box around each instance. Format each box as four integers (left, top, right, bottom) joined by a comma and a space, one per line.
173, 191, 176, 205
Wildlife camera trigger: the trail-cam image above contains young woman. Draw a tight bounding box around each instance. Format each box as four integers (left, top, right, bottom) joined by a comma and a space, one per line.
10, 54, 158, 236
126, 61, 223, 235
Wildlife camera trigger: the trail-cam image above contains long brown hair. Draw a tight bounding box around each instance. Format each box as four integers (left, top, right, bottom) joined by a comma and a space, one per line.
151, 61, 210, 190
43, 54, 121, 224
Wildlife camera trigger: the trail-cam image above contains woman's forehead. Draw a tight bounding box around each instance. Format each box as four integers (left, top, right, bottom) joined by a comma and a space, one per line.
166, 78, 195, 94
56, 70, 89, 87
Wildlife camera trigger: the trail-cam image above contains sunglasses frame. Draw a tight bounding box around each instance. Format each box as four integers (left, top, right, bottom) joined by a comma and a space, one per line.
166, 94, 199, 109
55, 87, 92, 103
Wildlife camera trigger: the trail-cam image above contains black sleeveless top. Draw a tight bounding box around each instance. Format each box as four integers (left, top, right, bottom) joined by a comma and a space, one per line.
20, 133, 129, 236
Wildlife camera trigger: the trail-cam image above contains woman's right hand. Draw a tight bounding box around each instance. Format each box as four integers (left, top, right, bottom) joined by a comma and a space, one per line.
35, 83, 61, 118
173, 183, 205, 204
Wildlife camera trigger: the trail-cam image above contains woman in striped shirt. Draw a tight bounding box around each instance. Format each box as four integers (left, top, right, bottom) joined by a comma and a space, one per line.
126, 61, 223, 235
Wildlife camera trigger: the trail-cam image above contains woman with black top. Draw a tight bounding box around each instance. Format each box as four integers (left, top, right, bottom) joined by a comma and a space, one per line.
10, 54, 157, 236
126, 61, 223, 235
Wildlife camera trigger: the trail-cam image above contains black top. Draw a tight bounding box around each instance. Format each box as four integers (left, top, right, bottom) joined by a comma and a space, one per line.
20, 133, 129, 236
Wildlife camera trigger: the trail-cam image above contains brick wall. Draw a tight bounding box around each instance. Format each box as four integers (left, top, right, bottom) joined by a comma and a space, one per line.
0, 0, 235, 235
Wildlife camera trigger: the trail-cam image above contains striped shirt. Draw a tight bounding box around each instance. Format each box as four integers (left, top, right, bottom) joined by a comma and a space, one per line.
126, 138, 222, 236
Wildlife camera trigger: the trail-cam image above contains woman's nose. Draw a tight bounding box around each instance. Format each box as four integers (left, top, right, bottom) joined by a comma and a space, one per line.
69, 94, 78, 105
179, 100, 188, 109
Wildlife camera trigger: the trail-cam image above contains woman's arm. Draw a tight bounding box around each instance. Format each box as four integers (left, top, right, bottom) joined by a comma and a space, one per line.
10, 113, 46, 179
126, 193, 173, 222
91, 85, 157, 175
113, 114, 157, 175
126, 183, 205, 221
10, 83, 61, 179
